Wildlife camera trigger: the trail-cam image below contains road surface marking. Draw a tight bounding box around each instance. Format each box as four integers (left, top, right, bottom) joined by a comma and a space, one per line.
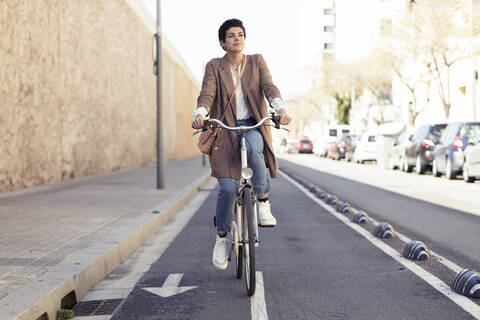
143, 273, 197, 298
280, 170, 480, 319
77, 179, 215, 310
251, 271, 268, 320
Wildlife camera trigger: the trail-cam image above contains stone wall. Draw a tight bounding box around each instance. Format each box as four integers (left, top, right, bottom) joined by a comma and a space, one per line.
0, 0, 200, 192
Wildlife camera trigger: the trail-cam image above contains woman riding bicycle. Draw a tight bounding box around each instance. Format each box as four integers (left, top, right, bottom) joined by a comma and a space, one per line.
191, 18, 291, 270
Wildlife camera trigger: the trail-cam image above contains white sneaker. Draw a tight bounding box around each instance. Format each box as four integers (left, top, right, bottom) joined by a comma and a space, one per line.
258, 200, 277, 227
212, 234, 229, 270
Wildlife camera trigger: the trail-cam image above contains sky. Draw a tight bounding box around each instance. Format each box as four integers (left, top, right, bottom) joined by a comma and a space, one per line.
140, 0, 379, 99
335, 0, 381, 62
141, 0, 302, 98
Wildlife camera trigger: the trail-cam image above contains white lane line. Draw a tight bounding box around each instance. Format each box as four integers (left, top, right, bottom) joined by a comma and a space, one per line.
251, 271, 268, 320
279, 170, 480, 319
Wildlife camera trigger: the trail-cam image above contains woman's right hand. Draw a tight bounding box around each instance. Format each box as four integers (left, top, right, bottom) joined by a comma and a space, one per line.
192, 114, 206, 129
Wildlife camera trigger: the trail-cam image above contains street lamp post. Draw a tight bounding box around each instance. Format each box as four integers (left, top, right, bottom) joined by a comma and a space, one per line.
156, 0, 164, 189
469, 0, 478, 121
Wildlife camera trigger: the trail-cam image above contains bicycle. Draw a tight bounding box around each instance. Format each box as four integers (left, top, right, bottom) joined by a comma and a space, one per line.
195, 112, 287, 296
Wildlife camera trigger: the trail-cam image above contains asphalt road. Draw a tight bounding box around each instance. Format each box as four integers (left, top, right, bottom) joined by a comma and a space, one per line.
98, 156, 480, 320
278, 155, 480, 273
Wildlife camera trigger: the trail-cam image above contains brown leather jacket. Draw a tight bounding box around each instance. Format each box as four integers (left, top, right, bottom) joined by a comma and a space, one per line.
196, 54, 281, 179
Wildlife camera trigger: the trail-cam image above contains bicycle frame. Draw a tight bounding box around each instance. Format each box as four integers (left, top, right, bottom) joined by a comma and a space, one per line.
236, 130, 259, 245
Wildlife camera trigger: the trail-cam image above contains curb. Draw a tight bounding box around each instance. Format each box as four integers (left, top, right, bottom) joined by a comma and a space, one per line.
1, 172, 211, 320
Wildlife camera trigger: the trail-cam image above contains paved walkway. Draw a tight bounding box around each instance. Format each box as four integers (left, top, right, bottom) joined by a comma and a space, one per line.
0, 156, 210, 318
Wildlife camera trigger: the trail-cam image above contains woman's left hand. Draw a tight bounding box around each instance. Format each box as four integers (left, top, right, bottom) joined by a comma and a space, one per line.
278, 108, 292, 125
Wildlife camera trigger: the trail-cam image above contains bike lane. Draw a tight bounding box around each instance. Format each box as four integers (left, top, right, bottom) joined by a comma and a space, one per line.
108, 174, 474, 320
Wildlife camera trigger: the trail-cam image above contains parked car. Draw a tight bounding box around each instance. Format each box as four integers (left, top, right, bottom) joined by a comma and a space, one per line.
286, 139, 299, 154
404, 123, 447, 174
320, 125, 351, 157
345, 135, 359, 162
432, 122, 480, 179
388, 130, 414, 170
463, 132, 480, 182
353, 133, 377, 163
296, 139, 314, 154
327, 135, 352, 160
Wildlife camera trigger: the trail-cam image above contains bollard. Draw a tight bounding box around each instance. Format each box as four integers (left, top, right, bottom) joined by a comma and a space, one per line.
336, 201, 350, 213
312, 186, 323, 196
452, 269, 480, 298
374, 222, 395, 238
342, 205, 354, 214
336, 201, 346, 212
326, 195, 338, 206
352, 210, 369, 223
403, 240, 431, 261
318, 191, 327, 200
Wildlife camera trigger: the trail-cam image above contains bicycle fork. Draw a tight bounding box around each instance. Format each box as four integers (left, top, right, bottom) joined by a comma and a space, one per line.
239, 133, 259, 245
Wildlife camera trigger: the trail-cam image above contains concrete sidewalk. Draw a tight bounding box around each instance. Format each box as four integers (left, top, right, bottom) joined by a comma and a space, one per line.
0, 156, 211, 320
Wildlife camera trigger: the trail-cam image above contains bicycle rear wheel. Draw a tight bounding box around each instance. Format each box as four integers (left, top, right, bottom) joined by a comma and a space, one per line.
242, 187, 256, 296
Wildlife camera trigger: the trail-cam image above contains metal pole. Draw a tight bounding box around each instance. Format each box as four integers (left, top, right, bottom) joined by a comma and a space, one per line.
156, 0, 165, 189
470, 0, 478, 121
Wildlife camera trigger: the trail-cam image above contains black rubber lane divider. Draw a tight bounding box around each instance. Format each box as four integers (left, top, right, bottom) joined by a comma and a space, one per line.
403, 240, 431, 261
326, 195, 338, 206
336, 201, 350, 213
374, 222, 395, 238
352, 210, 369, 224
342, 205, 354, 214
452, 269, 480, 298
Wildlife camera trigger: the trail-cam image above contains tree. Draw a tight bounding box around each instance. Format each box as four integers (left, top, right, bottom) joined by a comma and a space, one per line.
334, 93, 351, 124
400, 0, 471, 119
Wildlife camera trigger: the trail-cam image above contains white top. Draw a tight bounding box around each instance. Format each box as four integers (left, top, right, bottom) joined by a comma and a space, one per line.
231, 63, 250, 120
193, 63, 287, 121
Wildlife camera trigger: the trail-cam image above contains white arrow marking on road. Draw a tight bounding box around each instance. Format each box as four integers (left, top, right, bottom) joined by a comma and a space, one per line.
143, 273, 197, 298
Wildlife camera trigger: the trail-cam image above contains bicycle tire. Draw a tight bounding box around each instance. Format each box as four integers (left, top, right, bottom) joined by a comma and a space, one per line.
242, 187, 256, 296
231, 219, 243, 279
237, 245, 244, 279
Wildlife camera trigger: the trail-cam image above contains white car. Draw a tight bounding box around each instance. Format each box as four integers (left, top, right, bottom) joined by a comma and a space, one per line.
353, 133, 377, 164
463, 132, 480, 182
317, 125, 351, 157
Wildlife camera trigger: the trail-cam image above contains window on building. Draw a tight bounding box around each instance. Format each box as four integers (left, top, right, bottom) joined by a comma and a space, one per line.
323, 8, 333, 15
324, 42, 335, 50
324, 25, 334, 32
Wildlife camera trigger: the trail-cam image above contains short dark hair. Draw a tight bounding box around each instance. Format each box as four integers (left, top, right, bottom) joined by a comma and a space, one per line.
218, 18, 246, 44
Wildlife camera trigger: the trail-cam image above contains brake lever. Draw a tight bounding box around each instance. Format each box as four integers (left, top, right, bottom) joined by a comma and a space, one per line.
271, 112, 281, 129
192, 120, 211, 136
202, 120, 211, 131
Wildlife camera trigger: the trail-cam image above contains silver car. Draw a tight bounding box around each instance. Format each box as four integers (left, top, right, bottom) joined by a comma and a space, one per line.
388, 131, 414, 170
463, 132, 480, 183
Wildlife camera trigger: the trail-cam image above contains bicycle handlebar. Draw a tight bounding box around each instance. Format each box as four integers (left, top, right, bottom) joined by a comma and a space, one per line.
192, 112, 288, 136
204, 115, 278, 131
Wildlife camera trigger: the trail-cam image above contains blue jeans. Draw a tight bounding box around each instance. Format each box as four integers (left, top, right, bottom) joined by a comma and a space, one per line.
216, 118, 270, 233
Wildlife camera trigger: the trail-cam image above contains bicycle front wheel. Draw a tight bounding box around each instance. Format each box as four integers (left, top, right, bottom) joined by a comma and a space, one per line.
231, 219, 242, 279
242, 187, 256, 296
